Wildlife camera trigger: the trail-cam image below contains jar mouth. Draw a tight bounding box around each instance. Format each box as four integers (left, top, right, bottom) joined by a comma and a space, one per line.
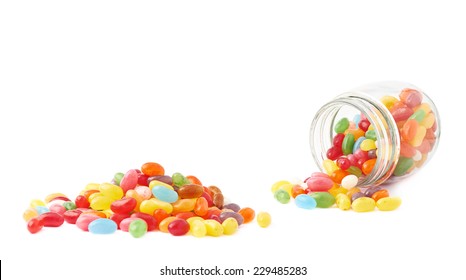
310, 92, 400, 188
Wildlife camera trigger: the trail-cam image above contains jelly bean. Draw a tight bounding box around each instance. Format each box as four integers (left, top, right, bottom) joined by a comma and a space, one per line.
222, 217, 239, 235
177, 184, 204, 199
63, 201, 76, 211
279, 183, 293, 196
361, 158, 377, 175
352, 137, 366, 154
109, 213, 130, 228
334, 117, 350, 133
345, 128, 365, 140
306, 173, 333, 192
208, 185, 222, 195
202, 207, 222, 220
194, 197, 209, 216
219, 211, 244, 225
400, 141, 417, 158
342, 133, 355, 155
113, 172, 124, 186
271, 180, 291, 193
23, 208, 39, 222
186, 216, 204, 227
223, 203, 241, 212
120, 217, 143, 232
256, 212, 271, 228
350, 192, 366, 202
172, 198, 197, 213
274, 189, 290, 204
326, 146, 343, 160
191, 220, 207, 237
44, 193, 68, 203
129, 219, 148, 238
310, 192, 335, 208
376, 197, 402, 211
347, 166, 363, 177
140, 199, 163, 215
38, 212, 64, 227
360, 139, 376, 151
336, 157, 351, 170
237, 207, 255, 223
371, 189, 389, 202
213, 193, 224, 209
209, 215, 222, 223
88, 192, 103, 202
152, 186, 178, 203
323, 159, 339, 175
358, 119, 370, 132
148, 175, 173, 187
330, 169, 350, 184
347, 154, 358, 166
400, 88, 422, 108
365, 129, 377, 140
353, 114, 361, 127
341, 174, 358, 189
335, 193, 351, 210
409, 109, 426, 122
131, 212, 157, 231
30, 199, 46, 208
391, 107, 414, 122
90, 196, 113, 211
413, 150, 423, 162
27, 218, 44, 234
110, 197, 137, 214
380, 95, 399, 110
328, 185, 348, 197
75, 195, 90, 209
120, 169, 139, 193
83, 189, 99, 200
35, 206, 50, 215
353, 149, 369, 161
294, 194, 317, 210
393, 157, 414, 176
88, 218, 117, 234
346, 187, 361, 199
172, 172, 190, 187
352, 197, 376, 212
175, 212, 195, 220
367, 149, 377, 159
204, 220, 224, 237
99, 183, 124, 200
185, 175, 202, 186
409, 125, 426, 147
168, 219, 190, 236
49, 204, 66, 215
420, 112, 435, 128
134, 186, 151, 200
141, 162, 165, 177
85, 183, 100, 191
363, 186, 382, 197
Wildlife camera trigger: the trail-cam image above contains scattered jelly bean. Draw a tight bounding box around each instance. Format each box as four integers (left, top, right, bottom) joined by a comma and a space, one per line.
238, 207, 255, 223
190, 220, 207, 237
194, 197, 209, 216
219, 211, 244, 225
213, 193, 224, 209
30, 199, 46, 208
350, 192, 366, 202
274, 189, 290, 204
90, 196, 113, 211
159, 217, 179, 233
222, 217, 239, 235
35, 206, 50, 215
141, 162, 165, 177
23, 208, 39, 222
62, 201, 76, 211
172, 198, 197, 213
120, 169, 139, 193
152, 186, 178, 203
323, 159, 339, 175
328, 185, 348, 197
223, 203, 241, 212
129, 219, 148, 238
204, 220, 224, 237
62, 209, 82, 224
177, 184, 204, 199
256, 212, 271, 228
38, 212, 64, 227
49, 204, 66, 215
75, 195, 90, 209
76, 214, 100, 231
335, 193, 351, 210
113, 172, 124, 186
294, 194, 317, 209
148, 175, 173, 186
310, 192, 335, 208
371, 189, 389, 202
131, 213, 157, 231
306, 173, 334, 192
110, 197, 137, 214
334, 117, 350, 133
376, 197, 402, 211
271, 180, 291, 193
44, 193, 68, 203
88, 218, 117, 234
120, 217, 142, 232
27, 218, 44, 234
340, 174, 358, 189
291, 184, 306, 198
352, 197, 376, 212
346, 187, 361, 199
363, 186, 382, 197
168, 219, 190, 236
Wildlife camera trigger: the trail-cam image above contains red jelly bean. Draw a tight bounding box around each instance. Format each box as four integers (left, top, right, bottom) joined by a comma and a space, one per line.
354, 149, 369, 161
333, 133, 345, 147
400, 88, 422, 108
27, 218, 44, 234
75, 195, 90, 209
326, 146, 343, 160
336, 157, 351, 170
358, 120, 370, 132
137, 173, 149, 186
391, 107, 414, 122
175, 212, 195, 220
38, 212, 64, 227
110, 197, 137, 214
168, 219, 190, 236
347, 154, 358, 166
110, 213, 131, 229
63, 209, 83, 224
131, 212, 157, 231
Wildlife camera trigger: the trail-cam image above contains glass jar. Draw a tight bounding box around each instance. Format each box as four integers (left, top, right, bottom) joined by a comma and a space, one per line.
309, 81, 440, 188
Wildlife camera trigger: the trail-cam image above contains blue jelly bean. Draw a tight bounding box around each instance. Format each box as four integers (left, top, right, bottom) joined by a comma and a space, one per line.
353, 114, 361, 128
152, 186, 178, 203
88, 218, 117, 234
35, 206, 50, 214
295, 194, 317, 210
352, 136, 366, 154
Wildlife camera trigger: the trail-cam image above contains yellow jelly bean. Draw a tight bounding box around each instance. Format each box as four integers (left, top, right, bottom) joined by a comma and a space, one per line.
376, 197, 402, 211
101, 209, 114, 218
159, 217, 179, 233
84, 183, 100, 190
29, 199, 46, 208
149, 180, 174, 191
191, 220, 207, 238
89, 192, 103, 201
409, 125, 426, 147
328, 184, 348, 197
256, 212, 271, 228
271, 180, 291, 193
352, 197, 376, 212
323, 159, 339, 175
335, 193, 351, 210
99, 183, 124, 200
204, 220, 224, 237
139, 199, 156, 215
279, 184, 293, 196
415, 103, 431, 114
222, 217, 239, 235
187, 216, 204, 230
44, 193, 67, 203
90, 195, 113, 210
23, 208, 38, 222
149, 198, 173, 214
420, 112, 435, 129
380, 95, 399, 110
360, 139, 376, 151
172, 198, 197, 213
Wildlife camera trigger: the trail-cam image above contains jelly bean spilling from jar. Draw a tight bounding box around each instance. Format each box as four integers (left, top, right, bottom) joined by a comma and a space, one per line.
24, 161, 271, 236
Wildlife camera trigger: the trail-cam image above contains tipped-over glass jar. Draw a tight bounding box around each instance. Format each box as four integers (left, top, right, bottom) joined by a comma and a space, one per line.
310, 81, 440, 188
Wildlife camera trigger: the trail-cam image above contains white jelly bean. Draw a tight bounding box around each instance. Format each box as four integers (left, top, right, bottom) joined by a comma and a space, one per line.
341, 174, 358, 189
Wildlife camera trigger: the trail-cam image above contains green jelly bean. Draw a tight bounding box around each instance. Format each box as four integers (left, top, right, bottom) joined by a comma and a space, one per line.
409, 109, 426, 122
334, 118, 350, 133
347, 166, 363, 177
274, 189, 290, 204
114, 172, 124, 185
342, 133, 355, 155
62, 201, 76, 210
172, 172, 190, 187
129, 219, 147, 238
310, 192, 335, 208
393, 157, 414, 176
365, 130, 377, 140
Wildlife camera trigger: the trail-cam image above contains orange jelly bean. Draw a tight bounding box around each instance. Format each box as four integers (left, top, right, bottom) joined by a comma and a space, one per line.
361, 158, 377, 175
330, 169, 350, 184
238, 207, 255, 224
371, 189, 389, 201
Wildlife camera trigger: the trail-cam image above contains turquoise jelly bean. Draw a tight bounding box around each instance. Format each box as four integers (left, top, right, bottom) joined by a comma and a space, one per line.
353, 115, 361, 128
295, 194, 317, 210
334, 118, 350, 133
342, 133, 355, 155
35, 206, 50, 214
352, 137, 366, 154
88, 218, 117, 234
152, 186, 178, 203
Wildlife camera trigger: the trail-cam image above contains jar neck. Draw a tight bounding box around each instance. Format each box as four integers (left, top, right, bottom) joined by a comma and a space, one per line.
310, 92, 400, 187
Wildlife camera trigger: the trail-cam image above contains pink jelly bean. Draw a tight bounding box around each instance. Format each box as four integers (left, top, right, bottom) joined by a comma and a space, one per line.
110, 213, 131, 229
76, 214, 100, 231
306, 174, 333, 192
49, 204, 66, 215
134, 186, 152, 200
120, 217, 144, 232
310, 172, 331, 179
120, 169, 139, 193
391, 107, 414, 122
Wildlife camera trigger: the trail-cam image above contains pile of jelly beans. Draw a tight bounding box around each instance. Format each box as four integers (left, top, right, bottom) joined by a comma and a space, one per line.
24, 162, 272, 237
273, 88, 438, 212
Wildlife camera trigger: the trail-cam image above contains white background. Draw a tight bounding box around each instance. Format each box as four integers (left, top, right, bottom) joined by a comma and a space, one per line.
1, 1, 465, 279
